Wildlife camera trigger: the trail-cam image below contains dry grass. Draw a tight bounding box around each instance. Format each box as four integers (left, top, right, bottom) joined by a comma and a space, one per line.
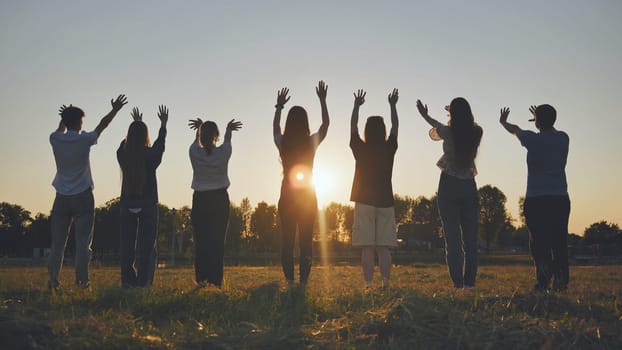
0, 263, 621, 349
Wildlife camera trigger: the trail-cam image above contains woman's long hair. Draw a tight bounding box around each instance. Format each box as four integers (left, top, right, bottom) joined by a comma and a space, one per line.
280, 106, 313, 168
200, 121, 219, 155
448, 97, 483, 169
121, 121, 150, 196
364, 116, 387, 145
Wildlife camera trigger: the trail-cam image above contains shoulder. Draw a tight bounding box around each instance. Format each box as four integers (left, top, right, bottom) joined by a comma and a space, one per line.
436, 124, 451, 139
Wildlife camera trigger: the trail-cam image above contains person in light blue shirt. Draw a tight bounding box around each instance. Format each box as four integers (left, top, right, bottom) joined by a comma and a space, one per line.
48, 95, 127, 291
500, 104, 570, 292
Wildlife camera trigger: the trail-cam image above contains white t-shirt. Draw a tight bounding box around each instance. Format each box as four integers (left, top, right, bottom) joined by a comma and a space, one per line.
189, 141, 232, 191
432, 124, 477, 179
50, 130, 99, 195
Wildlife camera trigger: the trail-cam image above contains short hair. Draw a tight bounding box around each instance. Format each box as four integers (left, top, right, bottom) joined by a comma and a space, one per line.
535, 104, 556, 129
61, 106, 85, 129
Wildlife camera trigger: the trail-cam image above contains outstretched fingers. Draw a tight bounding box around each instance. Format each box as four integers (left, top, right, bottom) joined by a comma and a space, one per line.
500, 107, 510, 122
158, 105, 169, 122
227, 119, 243, 131
416, 99, 428, 116
388, 88, 399, 105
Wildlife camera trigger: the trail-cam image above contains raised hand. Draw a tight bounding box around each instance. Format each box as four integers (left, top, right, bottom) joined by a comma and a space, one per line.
353, 89, 366, 107
529, 105, 537, 116
276, 88, 290, 108
316, 80, 328, 101
388, 88, 399, 106
416, 99, 429, 117
500, 107, 510, 123
188, 118, 203, 130
58, 104, 72, 116
111, 94, 128, 111
157, 105, 169, 123
131, 107, 143, 121
226, 119, 243, 132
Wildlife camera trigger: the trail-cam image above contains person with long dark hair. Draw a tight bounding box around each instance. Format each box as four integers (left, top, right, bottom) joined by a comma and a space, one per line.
350, 88, 399, 290
273, 81, 329, 286
48, 95, 127, 291
417, 97, 483, 289
188, 117, 242, 288
117, 105, 168, 288
500, 105, 570, 292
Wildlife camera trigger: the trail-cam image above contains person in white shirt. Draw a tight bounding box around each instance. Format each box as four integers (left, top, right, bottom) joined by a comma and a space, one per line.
188, 117, 242, 287
48, 94, 127, 290
417, 97, 483, 289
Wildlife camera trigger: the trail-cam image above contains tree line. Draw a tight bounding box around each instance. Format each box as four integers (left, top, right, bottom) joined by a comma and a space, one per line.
1, 185, 620, 260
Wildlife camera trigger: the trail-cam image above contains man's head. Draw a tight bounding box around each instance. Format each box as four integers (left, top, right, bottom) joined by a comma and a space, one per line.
61, 106, 85, 131
532, 104, 556, 131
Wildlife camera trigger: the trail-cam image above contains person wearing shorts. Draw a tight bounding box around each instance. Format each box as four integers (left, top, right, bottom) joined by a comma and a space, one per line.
349, 88, 399, 289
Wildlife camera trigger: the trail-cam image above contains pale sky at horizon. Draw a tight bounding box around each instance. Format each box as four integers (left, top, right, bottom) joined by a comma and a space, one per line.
1, 0, 621, 235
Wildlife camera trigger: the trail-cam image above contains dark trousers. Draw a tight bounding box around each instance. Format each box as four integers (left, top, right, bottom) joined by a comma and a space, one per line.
278, 189, 317, 283
191, 189, 230, 286
48, 189, 94, 288
437, 172, 480, 288
524, 195, 571, 290
119, 204, 158, 287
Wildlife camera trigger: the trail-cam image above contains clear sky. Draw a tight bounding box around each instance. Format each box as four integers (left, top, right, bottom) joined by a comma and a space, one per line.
1, 0, 621, 235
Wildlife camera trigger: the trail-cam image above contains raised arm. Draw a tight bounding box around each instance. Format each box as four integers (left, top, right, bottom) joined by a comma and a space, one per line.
55, 104, 69, 133
416, 99, 442, 128
388, 88, 399, 136
188, 118, 203, 145
224, 119, 242, 143
273, 87, 290, 147
152, 105, 169, 151
315, 80, 330, 142
351, 89, 366, 136
499, 107, 521, 135
94, 94, 128, 136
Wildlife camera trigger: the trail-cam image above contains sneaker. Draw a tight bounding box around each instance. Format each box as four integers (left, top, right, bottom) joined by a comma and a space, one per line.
76, 281, 91, 290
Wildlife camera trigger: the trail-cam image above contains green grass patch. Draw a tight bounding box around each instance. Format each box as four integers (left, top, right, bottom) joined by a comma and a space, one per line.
0, 264, 620, 349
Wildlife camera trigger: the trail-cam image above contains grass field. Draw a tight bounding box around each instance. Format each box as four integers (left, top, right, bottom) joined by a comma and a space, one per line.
1, 262, 621, 349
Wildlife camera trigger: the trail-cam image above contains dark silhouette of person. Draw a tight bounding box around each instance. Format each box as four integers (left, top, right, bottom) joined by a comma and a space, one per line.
188, 117, 242, 288
417, 98, 483, 289
500, 105, 570, 292
48, 94, 128, 290
349, 89, 399, 290
273, 81, 329, 286
117, 105, 168, 288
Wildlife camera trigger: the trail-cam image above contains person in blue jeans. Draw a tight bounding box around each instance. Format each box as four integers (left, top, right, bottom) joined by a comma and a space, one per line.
417, 98, 483, 289
500, 105, 570, 292
188, 117, 242, 288
48, 94, 128, 290
117, 105, 168, 288
273, 81, 330, 286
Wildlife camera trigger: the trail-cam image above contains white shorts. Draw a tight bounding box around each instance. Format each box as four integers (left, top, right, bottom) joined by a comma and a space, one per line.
352, 203, 397, 247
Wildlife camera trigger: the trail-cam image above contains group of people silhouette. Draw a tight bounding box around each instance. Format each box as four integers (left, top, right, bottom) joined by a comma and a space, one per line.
48, 81, 570, 293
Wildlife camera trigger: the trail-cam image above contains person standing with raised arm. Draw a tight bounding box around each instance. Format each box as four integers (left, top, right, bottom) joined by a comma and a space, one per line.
117, 105, 168, 288
48, 94, 128, 291
273, 81, 329, 287
350, 89, 399, 290
499, 105, 570, 292
188, 117, 242, 288
416, 97, 483, 289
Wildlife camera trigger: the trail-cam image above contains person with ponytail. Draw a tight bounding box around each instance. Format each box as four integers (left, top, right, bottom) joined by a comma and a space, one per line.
416, 97, 483, 289
188, 117, 242, 288
117, 105, 168, 288
273, 81, 329, 286
350, 88, 400, 290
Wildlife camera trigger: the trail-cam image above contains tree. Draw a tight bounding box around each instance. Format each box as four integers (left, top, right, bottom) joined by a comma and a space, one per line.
251, 201, 279, 252
0, 202, 32, 256
478, 185, 512, 251
394, 194, 414, 225
27, 213, 51, 251
583, 221, 621, 246
93, 198, 121, 260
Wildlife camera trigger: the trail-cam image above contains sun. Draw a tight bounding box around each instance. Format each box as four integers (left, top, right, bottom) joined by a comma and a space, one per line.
313, 165, 335, 207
